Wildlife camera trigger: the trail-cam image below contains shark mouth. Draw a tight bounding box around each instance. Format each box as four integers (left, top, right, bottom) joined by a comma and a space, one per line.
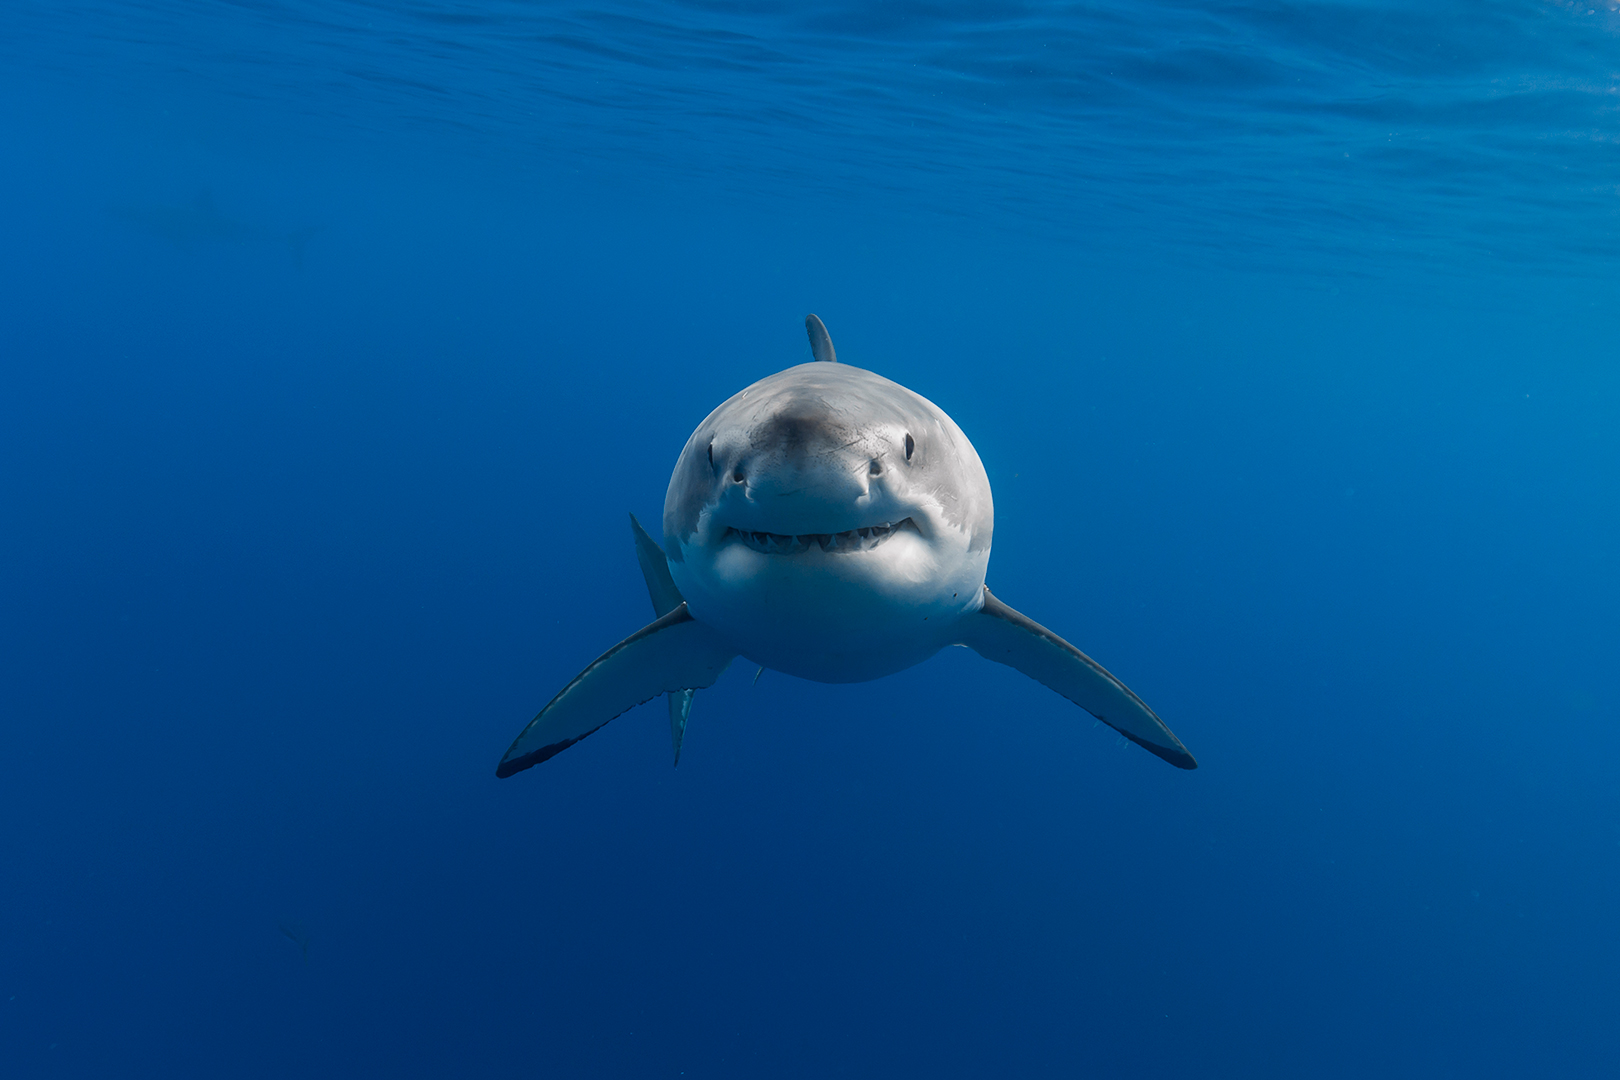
725, 517, 918, 555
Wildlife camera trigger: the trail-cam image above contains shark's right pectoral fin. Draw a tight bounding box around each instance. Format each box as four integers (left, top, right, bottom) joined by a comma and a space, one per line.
957, 587, 1197, 770
496, 604, 735, 778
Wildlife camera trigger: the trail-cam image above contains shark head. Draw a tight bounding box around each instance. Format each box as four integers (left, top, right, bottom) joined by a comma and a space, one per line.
663, 360, 993, 682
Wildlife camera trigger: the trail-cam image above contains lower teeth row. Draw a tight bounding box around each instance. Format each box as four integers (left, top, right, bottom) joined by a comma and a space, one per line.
728, 520, 908, 554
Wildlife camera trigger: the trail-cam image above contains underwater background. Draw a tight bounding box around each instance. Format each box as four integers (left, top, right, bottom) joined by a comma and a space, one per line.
3, 1, 1619, 1076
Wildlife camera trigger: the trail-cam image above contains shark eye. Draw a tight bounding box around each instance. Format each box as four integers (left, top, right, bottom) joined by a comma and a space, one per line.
904, 433, 915, 461
707, 439, 715, 469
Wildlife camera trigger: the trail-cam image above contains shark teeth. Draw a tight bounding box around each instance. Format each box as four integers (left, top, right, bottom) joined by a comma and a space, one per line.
725, 518, 917, 555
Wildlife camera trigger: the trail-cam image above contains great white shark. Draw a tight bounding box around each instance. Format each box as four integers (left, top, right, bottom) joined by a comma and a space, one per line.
496, 315, 1196, 777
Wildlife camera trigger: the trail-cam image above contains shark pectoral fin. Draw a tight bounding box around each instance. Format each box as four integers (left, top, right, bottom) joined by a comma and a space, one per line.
496, 604, 734, 778
630, 512, 685, 616
957, 587, 1197, 770
669, 689, 695, 766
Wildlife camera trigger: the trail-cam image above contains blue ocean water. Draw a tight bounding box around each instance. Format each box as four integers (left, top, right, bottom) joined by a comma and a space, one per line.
3, 1, 1619, 1076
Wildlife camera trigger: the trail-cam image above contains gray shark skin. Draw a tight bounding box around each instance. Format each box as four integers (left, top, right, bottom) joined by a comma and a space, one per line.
497, 315, 1196, 777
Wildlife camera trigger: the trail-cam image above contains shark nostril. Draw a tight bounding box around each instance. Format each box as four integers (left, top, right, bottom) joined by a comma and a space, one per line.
732, 469, 745, 483
868, 460, 882, 476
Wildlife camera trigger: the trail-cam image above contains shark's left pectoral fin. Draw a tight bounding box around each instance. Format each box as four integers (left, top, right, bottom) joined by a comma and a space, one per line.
497, 604, 735, 778
957, 587, 1197, 770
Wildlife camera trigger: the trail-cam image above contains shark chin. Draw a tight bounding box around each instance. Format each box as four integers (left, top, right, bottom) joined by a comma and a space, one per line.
494, 314, 1198, 779
670, 522, 988, 683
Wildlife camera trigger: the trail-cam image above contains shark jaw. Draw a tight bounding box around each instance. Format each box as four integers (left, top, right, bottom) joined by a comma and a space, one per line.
722, 517, 919, 556
669, 514, 986, 684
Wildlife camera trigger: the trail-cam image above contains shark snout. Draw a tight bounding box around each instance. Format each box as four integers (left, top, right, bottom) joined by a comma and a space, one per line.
718, 455, 905, 537
737, 462, 865, 501
738, 457, 871, 498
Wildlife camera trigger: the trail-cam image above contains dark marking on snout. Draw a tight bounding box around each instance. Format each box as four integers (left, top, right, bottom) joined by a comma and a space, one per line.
753, 404, 847, 463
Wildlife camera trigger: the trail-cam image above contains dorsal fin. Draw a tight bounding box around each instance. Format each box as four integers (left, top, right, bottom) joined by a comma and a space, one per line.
805, 314, 837, 363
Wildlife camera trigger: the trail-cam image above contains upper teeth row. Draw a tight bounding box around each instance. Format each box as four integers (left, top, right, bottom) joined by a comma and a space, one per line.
728, 520, 908, 554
